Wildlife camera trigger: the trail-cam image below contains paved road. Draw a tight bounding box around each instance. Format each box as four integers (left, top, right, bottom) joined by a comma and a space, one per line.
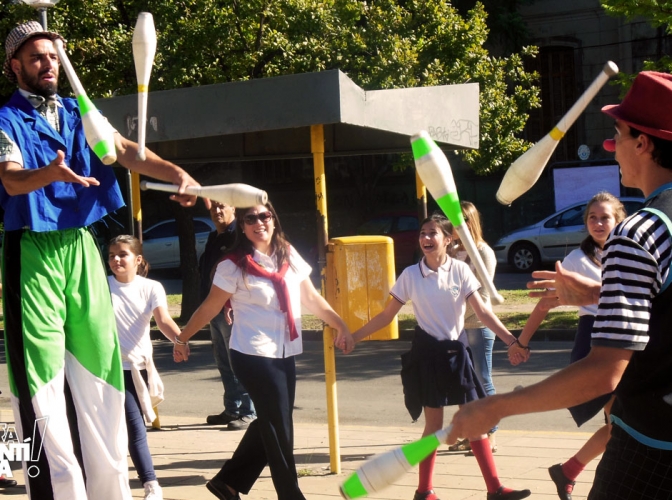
151, 339, 602, 435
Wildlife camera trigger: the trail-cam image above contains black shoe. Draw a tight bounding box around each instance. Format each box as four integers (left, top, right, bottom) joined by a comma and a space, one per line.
226, 415, 256, 431
206, 479, 240, 500
548, 463, 575, 500
0, 477, 17, 488
486, 486, 531, 500
206, 411, 239, 425
413, 490, 440, 500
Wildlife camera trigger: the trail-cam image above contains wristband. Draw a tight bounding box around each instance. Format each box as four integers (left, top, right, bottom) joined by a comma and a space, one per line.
174, 336, 188, 346
507, 339, 518, 348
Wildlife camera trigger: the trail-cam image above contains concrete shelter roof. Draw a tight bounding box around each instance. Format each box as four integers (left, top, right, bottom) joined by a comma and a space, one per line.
96, 69, 479, 162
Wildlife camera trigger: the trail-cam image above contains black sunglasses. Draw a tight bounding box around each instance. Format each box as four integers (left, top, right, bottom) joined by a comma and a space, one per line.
243, 211, 274, 225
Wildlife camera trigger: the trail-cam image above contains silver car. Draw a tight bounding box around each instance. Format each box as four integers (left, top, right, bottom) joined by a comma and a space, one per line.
142, 217, 216, 269
493, 197, 644, 272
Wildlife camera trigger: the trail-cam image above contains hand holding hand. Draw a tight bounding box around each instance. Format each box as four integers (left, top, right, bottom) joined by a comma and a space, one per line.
173, 341, 190, 362
334, 330, 355, 354
508, 342, 530, 366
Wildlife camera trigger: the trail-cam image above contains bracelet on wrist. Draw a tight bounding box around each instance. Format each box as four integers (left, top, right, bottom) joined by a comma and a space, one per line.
507, 338, 518, 348
517, 340, 529, 350
174, 336, 188, 346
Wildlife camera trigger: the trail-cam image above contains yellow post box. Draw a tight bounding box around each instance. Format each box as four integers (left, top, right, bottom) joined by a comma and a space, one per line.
326, 236, 398, 340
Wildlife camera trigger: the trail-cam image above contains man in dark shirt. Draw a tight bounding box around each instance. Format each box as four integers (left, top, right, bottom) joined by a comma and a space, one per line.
199, 201, 256, 430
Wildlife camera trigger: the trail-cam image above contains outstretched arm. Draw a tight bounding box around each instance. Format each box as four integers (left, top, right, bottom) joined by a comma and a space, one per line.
349, 297, 403, 345
114, 134, 210, 209
153, 305, 187, 362
174, 284, 232, 361
510, 297, 557, 365
0, 153, 100, 195
300, 278, 352, 352
447, 345, 631, 442
468, 292, 528, 364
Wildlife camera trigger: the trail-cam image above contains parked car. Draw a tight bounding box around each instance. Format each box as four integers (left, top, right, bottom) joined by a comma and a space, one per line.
142, 217, 216, 269
493, 197, 645, 272
357, 211, 420, 270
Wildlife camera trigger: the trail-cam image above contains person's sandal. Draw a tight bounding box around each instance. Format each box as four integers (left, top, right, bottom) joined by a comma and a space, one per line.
448, 437, 471, 451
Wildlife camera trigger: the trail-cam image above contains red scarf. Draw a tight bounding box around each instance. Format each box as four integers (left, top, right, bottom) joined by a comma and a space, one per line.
224, 251, 298, 341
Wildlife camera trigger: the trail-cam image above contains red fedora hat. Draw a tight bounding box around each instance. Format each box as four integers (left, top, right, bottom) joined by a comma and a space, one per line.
602, 71, 672, 142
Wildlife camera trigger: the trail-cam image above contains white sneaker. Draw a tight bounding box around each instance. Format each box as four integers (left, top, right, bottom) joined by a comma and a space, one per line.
143, 480, 163, 500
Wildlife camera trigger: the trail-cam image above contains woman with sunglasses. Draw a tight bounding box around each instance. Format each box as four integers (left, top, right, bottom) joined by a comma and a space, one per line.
174, 202, 352, 500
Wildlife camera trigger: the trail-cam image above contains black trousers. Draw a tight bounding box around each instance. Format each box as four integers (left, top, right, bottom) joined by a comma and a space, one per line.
213, 351, 305, 500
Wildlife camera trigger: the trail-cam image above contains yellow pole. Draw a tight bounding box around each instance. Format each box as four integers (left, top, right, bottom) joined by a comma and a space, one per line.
131, 171, 143, 239
311, 124, 341, 474
416, 169, 427, 222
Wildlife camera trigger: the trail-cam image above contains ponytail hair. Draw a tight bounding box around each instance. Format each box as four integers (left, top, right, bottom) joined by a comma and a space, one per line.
580, 192, 627, 266
108, 235, 150, 277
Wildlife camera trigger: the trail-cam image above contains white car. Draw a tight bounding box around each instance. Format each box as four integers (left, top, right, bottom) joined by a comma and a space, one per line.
142, 217, 216, 269
493, 197, 644, 272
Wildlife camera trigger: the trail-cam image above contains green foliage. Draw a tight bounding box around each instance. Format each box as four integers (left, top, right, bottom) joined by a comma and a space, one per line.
600, 0, 672, 33
1, 0, 539, 175
601, 0, 672, 81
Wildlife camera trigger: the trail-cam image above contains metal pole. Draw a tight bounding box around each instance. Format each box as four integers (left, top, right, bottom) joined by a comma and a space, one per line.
311, 124, 341, 474
37, 8, 48, 30
131, 171, 143, 240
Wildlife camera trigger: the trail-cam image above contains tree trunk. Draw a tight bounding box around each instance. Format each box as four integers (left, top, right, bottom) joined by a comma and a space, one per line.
172, 205, 201, 322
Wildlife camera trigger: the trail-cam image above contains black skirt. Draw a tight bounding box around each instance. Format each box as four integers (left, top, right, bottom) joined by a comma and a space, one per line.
401, 326, 486, 421
568, 315, 613, 426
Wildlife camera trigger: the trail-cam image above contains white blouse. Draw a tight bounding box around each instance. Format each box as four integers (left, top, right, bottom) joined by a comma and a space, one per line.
213, 246, 312, 358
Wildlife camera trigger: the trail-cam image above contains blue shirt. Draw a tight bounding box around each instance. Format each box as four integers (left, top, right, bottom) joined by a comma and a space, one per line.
0, 91, 124, 232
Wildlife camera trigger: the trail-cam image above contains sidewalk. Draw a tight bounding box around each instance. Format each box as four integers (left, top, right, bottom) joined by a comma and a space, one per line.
3, 415, 599, 499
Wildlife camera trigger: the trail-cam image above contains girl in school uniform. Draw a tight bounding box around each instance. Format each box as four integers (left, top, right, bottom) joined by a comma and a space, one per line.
108, 235, 183, 500
336, 213, 530, 500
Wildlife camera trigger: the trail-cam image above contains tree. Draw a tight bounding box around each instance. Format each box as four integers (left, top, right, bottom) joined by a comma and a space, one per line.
1, 0, 539, 316
2, 0, 539, 174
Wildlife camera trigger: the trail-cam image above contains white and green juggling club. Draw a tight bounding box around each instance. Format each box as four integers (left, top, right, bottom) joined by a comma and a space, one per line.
54, 39, 117, 165
411, 131, 504, 305
339, 426, 452, 499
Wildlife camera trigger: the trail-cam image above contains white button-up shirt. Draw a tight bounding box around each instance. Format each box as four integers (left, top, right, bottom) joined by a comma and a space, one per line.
213, 246, 312, 358
390, 257, 480, 341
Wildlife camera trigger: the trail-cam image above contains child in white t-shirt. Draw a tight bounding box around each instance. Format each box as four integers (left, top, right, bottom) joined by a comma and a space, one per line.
336, 213, 530, 500
108, 235, 182, 500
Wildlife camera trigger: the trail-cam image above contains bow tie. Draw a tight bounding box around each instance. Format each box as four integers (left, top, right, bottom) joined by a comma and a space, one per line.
27, 94, 58, 111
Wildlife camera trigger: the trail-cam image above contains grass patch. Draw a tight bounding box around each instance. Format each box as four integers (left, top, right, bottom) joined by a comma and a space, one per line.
300, 310, 578, 332
499, 289, 534, 305
166, 294, 182, 307
498, 310, 578, 330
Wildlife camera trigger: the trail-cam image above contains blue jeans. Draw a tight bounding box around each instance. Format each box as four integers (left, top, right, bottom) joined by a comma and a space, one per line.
124, 370, 156, 484
465, 327, 498, 433
210, 312, 255, 417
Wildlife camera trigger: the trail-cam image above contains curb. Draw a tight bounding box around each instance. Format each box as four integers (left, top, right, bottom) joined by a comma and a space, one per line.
149, 328, 577, 342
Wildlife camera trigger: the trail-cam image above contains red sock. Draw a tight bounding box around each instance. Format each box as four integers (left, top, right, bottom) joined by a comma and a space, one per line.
561, 456, 586, 481
417, 450, 437, 493
469, 437, 503, 494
